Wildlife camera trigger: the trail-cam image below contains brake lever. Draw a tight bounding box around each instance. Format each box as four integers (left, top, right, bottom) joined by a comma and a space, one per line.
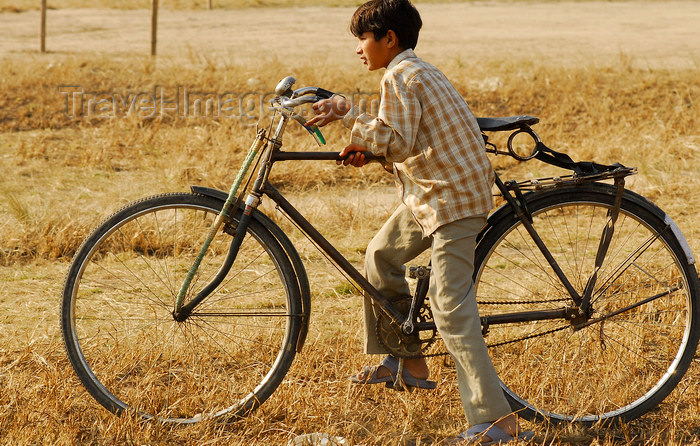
290, 112, 326, 146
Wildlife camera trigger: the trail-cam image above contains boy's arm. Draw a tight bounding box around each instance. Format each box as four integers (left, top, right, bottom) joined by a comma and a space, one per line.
344, 75, 421, 164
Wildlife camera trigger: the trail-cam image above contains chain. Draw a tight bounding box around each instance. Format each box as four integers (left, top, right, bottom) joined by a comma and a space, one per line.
406, 324, 571, 358
477, 297, 572, 305
485, 325, 569, 348
424, 325, 570, 356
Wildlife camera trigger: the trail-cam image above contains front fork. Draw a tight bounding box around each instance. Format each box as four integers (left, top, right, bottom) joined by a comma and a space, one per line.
173, 129, 269, 320
173, 193, 261, 321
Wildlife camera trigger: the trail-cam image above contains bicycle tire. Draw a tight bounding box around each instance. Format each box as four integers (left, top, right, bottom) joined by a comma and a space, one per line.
474, 183, 700, 425
61, 193, 302, 423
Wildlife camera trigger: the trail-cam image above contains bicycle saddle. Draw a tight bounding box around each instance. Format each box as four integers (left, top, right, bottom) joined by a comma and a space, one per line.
477, 115, 539, 131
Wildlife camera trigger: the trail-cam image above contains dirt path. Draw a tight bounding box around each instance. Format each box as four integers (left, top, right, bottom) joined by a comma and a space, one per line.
1, 1, 699, 68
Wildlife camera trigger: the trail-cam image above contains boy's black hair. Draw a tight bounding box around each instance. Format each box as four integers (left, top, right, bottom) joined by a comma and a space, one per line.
350, 0, 422, 50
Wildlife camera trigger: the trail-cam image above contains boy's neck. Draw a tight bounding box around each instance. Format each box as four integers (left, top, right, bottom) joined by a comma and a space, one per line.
382, 47, 407, 69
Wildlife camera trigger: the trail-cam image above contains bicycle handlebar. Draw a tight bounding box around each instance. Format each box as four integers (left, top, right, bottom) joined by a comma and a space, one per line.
291, 86, 335, 100
274, 75, 331, 100
279, 95, 322, 109
279, 88, 335, 109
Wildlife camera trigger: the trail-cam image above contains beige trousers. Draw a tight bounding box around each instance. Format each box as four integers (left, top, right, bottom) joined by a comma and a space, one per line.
363, 204, 512, 424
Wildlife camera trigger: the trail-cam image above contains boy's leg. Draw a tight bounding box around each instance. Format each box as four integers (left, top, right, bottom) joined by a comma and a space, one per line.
363, 204, 431, 354
429, 214, 512, 424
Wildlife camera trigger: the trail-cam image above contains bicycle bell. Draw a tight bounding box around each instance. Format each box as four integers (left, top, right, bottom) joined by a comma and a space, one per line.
275, 76, 296, 97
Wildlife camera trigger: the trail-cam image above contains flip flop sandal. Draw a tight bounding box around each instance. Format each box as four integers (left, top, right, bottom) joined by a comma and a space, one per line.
350, 364, 394, 386
350, 356, 437, 389
449, 422, 535, 445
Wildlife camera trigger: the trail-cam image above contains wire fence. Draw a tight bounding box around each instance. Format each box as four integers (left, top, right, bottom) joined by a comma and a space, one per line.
38, 0, 218, 56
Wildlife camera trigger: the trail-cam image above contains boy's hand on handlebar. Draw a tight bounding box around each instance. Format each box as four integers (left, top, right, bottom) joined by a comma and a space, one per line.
308, 94, 352, 127
338, 144, 368, 167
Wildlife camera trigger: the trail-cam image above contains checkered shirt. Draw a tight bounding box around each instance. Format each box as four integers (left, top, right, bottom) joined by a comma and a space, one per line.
342, 49, 494, 235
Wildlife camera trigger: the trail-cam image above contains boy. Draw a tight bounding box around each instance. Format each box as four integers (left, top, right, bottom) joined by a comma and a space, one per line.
307, 0, 533, 443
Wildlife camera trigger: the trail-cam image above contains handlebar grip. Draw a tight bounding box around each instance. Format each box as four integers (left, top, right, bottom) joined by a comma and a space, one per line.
340, 152, 392, 172
339, 152, 384, 162
271, 151, 388, 168
272, 151, 381, 162
305, 152, 383, 162
315, 88, 335, 100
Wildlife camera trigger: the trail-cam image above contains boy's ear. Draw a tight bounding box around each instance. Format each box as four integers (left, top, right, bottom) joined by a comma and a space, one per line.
386, 30, 398, 48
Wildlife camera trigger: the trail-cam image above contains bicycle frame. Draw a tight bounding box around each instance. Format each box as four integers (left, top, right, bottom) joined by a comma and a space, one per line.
272, 150, 562, 322
174, 103, 638, 340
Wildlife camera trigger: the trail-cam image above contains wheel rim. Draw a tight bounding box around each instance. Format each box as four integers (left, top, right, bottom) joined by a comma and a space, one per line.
477, 199, 694, 422
65, 199, 297, 423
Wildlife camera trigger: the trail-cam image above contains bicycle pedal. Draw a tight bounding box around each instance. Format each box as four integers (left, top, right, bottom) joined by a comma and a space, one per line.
408, 265, 431, 279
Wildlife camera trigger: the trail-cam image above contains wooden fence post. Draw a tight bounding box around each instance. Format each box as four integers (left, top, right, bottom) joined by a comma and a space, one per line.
151, 0, 158, 56
208, 0, 213, 9
40, 0, 47, 52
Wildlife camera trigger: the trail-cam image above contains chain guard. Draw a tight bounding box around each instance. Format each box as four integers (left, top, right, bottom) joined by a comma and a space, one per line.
376, 298, 438, 358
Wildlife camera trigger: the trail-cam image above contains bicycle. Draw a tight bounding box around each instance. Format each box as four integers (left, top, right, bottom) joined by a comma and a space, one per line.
61, 76, 700, 426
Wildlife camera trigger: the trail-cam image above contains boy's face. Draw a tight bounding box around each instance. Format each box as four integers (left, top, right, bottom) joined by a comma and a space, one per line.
355, 31, 397, 71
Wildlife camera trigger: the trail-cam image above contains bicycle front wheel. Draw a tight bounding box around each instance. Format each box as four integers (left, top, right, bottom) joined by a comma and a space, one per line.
61, 193, 302, 423
475, 183, 700, 424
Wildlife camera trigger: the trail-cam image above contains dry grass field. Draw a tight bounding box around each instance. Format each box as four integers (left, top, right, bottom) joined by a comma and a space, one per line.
1, 1, 700, 445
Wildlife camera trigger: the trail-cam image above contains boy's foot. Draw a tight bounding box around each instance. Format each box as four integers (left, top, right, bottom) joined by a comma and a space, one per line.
351, 355, 436, 389
446, 417, 534, 445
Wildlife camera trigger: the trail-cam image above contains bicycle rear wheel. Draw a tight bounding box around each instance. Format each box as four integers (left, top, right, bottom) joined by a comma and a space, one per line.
61, 193, 302, 423
475, 183, 700, 424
